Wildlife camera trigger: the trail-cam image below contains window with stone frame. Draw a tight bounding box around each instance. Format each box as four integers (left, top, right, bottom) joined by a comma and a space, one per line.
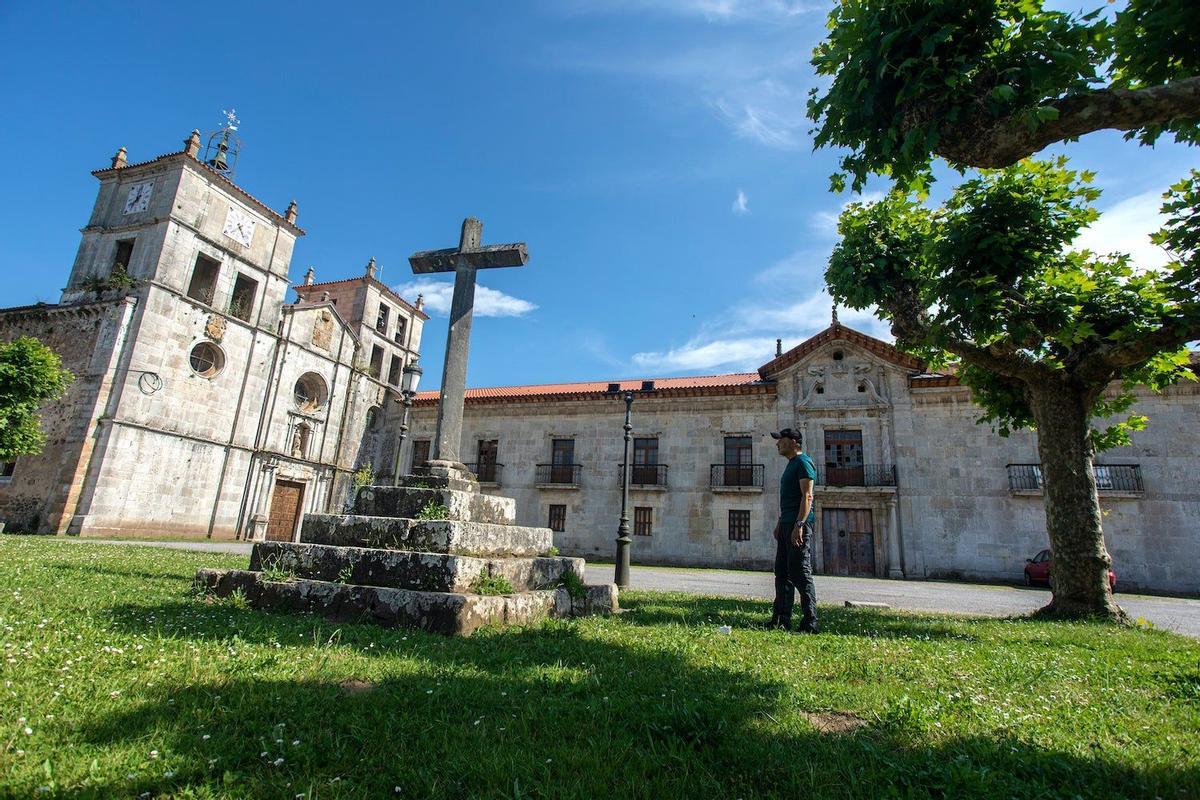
632, 437, 659, 485
728, 510, 751, 541
369, 345, 385, 378
411, 439, 431, 472
186, 254, 220, 305
0, 460, 15, 485
113, 239, 135, 272
723, 435, 754, 486
548, 504, 566, 532
387, 354, 402, 386
476, 439, 499, 483
634, 506, 653, 536
376, 303, 390, 335
229, 273, 258, 322
394, 317, 406, 345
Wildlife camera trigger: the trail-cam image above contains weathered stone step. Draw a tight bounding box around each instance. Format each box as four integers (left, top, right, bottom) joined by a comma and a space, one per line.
353, 485, 515, 524
250, 541, 585, 593
194, 569, 618, 636
301, 514, 551, 557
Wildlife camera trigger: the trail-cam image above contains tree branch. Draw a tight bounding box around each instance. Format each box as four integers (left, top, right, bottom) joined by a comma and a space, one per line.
1080, 316, 1200, 383
883, 288, 1052, 381
933, 76, 1200, 169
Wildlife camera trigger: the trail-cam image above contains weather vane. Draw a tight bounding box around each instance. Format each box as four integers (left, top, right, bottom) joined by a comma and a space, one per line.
221, 108, 239, 132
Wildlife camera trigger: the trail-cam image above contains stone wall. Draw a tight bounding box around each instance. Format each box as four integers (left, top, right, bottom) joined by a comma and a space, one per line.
0, 299, 136, 532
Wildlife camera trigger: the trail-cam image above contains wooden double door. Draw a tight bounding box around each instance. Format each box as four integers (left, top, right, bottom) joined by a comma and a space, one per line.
265, 479, 306, 542
821, 508, 876, 576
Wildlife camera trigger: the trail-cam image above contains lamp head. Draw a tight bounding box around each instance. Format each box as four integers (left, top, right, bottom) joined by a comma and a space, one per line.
401, 358, 423, 395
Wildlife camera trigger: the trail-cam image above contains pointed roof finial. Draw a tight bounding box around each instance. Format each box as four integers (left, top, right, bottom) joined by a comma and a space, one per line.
415, 294, 425, 311
832, 303, 839, 325
776, 338, 783, 358
285, 200, 298, 225
111, 147, 128, 169
303, 266, 315, 286
365, 257, 377, 279
184, 129, 201, 158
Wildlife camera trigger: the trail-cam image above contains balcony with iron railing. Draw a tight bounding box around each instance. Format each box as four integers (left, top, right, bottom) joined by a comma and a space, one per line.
817, 464, 897, 488
1007, 464, 1144, 495
709, 463, 765, 491
618, 463, 669, 489
536, 463, 582, 488
464, 462, 503, 485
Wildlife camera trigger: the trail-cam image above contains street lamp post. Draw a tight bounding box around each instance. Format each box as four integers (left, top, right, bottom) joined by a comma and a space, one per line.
614, 389, 635, 588
391, 358, 424, 486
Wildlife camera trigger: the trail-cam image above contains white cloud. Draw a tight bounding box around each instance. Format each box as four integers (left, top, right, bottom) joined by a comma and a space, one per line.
810, 190, 885, 238
558, 0, 823, 23
632, 336, 778, 372
1074, 188, 1172, 269
394, 279, 538, 318
732, 189, 749, 215
543, 14, 819, 150
630, 285, 894, 374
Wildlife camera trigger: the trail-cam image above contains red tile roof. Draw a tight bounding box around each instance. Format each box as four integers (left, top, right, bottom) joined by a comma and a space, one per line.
92, 151, 305, 235
294, 277, 429, 321
413, 372, 772, 406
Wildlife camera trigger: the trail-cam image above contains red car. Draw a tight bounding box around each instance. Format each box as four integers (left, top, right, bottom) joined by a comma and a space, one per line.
1024, 549, 1117, 591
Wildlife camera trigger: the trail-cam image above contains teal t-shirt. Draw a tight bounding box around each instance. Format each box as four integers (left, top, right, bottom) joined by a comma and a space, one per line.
780, 453, 817, 525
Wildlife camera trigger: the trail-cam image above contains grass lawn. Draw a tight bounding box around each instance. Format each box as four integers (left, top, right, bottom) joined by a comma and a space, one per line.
1, 539, 1197, 799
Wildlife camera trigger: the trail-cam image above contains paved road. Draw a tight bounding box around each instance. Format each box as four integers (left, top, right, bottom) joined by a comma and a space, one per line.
73, 539, 1200, 638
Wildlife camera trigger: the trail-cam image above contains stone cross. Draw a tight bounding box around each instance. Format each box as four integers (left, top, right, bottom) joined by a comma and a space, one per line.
408, 218, 528, 470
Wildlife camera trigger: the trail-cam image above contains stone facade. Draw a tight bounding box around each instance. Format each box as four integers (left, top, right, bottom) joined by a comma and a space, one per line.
0, 136, 427, 540
403, 324, 1200, 594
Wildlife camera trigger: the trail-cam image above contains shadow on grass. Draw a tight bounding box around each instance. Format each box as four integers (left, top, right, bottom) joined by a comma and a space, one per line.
77, 594, 1198, 799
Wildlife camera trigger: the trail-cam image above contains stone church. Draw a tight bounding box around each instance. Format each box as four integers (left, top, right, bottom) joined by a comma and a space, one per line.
0, 129, 427, 541
403, 322, 1200, 594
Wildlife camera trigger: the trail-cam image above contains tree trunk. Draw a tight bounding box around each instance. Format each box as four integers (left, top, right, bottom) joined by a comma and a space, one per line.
1027, 382, 1125, 622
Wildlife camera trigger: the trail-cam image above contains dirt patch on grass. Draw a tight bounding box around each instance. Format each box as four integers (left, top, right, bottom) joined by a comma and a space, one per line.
802, 711, 868, 734
338, 679, 376, 695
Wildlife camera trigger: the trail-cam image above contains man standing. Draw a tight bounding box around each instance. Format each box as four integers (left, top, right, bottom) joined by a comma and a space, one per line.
770, 428, 819, 633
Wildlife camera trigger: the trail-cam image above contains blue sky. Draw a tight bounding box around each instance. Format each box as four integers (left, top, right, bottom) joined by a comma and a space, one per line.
1, 1, 1195, 390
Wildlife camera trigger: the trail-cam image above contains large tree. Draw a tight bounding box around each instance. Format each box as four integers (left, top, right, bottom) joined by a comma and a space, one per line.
808, 0, 1200, 620
0, 337, 73, 461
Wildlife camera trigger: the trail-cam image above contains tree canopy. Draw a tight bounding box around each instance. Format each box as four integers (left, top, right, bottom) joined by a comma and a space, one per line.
828, 160, 1199, 450
808, 0, 1200, 193
0, 336, 74, 461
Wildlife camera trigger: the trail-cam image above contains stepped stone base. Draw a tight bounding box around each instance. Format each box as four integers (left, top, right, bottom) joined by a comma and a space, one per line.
354, 486, 515, 525
301, 514, 550, 557
195, 568, 617, 636
251, 541, 585, 593
195, 475, 617, 636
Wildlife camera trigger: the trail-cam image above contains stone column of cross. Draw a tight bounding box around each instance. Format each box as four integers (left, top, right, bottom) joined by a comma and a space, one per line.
408, 218, 528, 476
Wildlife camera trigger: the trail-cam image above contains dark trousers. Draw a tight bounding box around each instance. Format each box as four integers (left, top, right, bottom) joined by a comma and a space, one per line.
773, 520, 817, 628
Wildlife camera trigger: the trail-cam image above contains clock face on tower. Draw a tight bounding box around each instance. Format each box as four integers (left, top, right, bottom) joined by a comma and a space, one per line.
122, 181, 153, 214
222, 206, 256, 248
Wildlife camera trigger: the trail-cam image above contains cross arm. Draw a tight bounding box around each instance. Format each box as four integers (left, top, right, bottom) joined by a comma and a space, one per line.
408, 243, 529, 274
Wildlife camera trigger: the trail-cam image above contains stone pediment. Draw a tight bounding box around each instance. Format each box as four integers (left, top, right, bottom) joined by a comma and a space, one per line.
758, 323, 923, 411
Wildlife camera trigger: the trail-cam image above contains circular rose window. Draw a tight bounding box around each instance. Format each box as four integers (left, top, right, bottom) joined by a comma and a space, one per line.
293, 372, 329, 412
189, 342, 225, 378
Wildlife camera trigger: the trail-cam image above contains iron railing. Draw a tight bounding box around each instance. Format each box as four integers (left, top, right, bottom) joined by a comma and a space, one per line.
619, 463, 669, 487
465, 462, 503, 483
817, 464, 897, 487
1007, 463, 1143, 493
709, 463, 765, 488
536, 463, 582, 485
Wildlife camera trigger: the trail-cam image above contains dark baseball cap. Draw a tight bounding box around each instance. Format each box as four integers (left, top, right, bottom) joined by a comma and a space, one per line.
770, 428, 802, 442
